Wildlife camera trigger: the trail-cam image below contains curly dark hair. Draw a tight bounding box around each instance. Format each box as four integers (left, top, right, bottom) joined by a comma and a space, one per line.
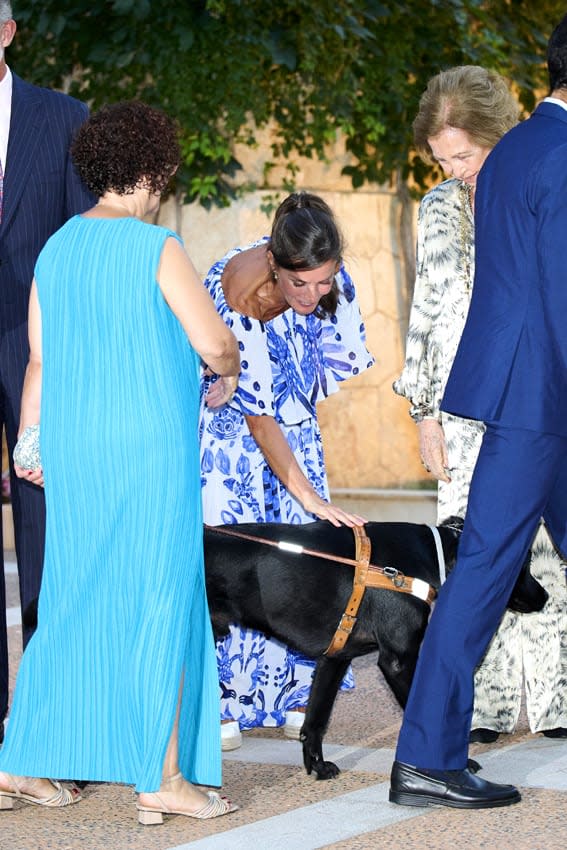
71, 101, 181, 197
269, 192, 343, 317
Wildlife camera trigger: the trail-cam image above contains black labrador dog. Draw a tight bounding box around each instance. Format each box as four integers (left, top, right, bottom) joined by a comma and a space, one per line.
204, 518, 547, 780
22, 517, 546, 782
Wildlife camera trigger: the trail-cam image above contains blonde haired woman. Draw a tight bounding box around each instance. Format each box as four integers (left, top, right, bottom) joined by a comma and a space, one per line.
395, 65, 567, 742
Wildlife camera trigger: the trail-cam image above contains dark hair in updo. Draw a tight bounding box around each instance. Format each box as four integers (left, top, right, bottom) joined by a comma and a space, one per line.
71, 101, 181, 197
269, 192, 343, 317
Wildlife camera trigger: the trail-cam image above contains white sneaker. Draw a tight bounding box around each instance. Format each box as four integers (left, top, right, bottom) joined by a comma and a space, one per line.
221, 720, 242, 751
283, 710, 305, 740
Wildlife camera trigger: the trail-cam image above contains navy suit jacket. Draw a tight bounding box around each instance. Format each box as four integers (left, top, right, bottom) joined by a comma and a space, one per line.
442, 102, 567, 437
0, 73, 93, 333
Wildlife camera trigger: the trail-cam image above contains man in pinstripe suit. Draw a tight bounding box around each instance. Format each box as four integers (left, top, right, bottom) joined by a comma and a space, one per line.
0, 2, 93, 742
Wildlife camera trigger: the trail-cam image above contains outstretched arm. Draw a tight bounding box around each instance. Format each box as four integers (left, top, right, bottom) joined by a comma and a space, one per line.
245, 413, 365, 527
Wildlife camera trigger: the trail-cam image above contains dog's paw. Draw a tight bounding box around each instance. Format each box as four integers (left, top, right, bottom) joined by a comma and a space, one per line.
306, 759, 340, 780
315, 761, 341, 780
303, 749, 341, 780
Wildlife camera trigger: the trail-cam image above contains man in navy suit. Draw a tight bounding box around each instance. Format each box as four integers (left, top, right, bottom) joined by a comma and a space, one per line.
0, 1, 93, 743
390, 14, 567, 808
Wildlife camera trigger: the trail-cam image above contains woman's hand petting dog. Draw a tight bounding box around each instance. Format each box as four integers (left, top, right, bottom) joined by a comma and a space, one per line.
301, 490, 366, 527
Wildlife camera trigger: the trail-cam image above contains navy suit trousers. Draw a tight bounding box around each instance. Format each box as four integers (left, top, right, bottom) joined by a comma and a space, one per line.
395, 424, 567, 769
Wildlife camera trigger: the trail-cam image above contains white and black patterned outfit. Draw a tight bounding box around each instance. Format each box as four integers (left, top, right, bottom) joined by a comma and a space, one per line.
394, 178, 567, 733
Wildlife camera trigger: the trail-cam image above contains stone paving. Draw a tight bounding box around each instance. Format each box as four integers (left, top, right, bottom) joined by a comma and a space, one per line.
2, 552, 567, 850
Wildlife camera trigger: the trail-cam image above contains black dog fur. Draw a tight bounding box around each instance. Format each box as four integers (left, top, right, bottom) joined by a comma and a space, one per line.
22, 517, 547, 782
204, 517, 547, 780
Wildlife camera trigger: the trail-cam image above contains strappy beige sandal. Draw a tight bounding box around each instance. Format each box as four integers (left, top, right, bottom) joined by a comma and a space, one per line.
137, 772, 238, 825
0, 774, 81, 809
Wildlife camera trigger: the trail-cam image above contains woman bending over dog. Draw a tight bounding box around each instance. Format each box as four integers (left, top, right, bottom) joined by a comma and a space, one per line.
199, 191, 374, 749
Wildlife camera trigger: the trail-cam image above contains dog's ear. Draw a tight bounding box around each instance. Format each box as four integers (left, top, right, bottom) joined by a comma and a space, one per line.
439, 515, 464, 534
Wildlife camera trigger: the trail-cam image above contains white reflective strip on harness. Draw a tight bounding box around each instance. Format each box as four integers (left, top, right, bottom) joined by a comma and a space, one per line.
412, 578, 431, 601
278, 541, 304, 554
429, 525, 446, 585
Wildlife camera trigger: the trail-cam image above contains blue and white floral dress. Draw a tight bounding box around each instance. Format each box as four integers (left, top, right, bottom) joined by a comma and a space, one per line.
199, 238, 374, 729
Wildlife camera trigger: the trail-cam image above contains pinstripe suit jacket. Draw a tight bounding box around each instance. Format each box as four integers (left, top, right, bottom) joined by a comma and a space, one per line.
0, 73, 93, 334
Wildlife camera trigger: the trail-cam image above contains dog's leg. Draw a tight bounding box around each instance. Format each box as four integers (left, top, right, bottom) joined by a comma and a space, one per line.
301, 656, 350, 780
377, 643, 421, 709
507, 549, 548, 613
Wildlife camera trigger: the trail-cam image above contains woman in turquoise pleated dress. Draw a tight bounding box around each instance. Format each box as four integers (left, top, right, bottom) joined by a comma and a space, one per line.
0, 102, 240, 825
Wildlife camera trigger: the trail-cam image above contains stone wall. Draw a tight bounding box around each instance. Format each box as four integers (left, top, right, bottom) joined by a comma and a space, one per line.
156, 133, 428, 491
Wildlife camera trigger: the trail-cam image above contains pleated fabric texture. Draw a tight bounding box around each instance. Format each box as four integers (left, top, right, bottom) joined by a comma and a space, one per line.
0, 216, 221, 792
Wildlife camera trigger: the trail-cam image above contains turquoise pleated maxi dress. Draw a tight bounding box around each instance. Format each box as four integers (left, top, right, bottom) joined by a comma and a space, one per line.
0, 216, 221, 792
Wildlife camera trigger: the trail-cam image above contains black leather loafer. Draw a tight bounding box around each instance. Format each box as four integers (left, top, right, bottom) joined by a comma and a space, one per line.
389, 761, 521, 809
541, 727, 567, 738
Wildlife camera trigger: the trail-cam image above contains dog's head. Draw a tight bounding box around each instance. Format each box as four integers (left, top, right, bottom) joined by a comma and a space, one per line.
439, 515, 464, 535
438, 515, 548, 614
436, 515, 464, 577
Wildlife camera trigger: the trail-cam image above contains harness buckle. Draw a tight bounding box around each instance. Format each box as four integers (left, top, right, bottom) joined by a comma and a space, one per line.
384, 566, 405, 588
337, 613, 357, 634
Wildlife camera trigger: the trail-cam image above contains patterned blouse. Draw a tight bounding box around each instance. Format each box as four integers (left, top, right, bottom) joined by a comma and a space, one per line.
200, 237, 374, 525
394, 178, 485, 476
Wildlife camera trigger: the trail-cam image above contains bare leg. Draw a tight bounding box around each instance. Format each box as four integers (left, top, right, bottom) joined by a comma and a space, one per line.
138, 679, 232, 814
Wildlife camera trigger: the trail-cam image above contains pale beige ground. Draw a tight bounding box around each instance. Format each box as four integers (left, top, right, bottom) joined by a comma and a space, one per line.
0, 506, 567, 850
2, 551, 566, 850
